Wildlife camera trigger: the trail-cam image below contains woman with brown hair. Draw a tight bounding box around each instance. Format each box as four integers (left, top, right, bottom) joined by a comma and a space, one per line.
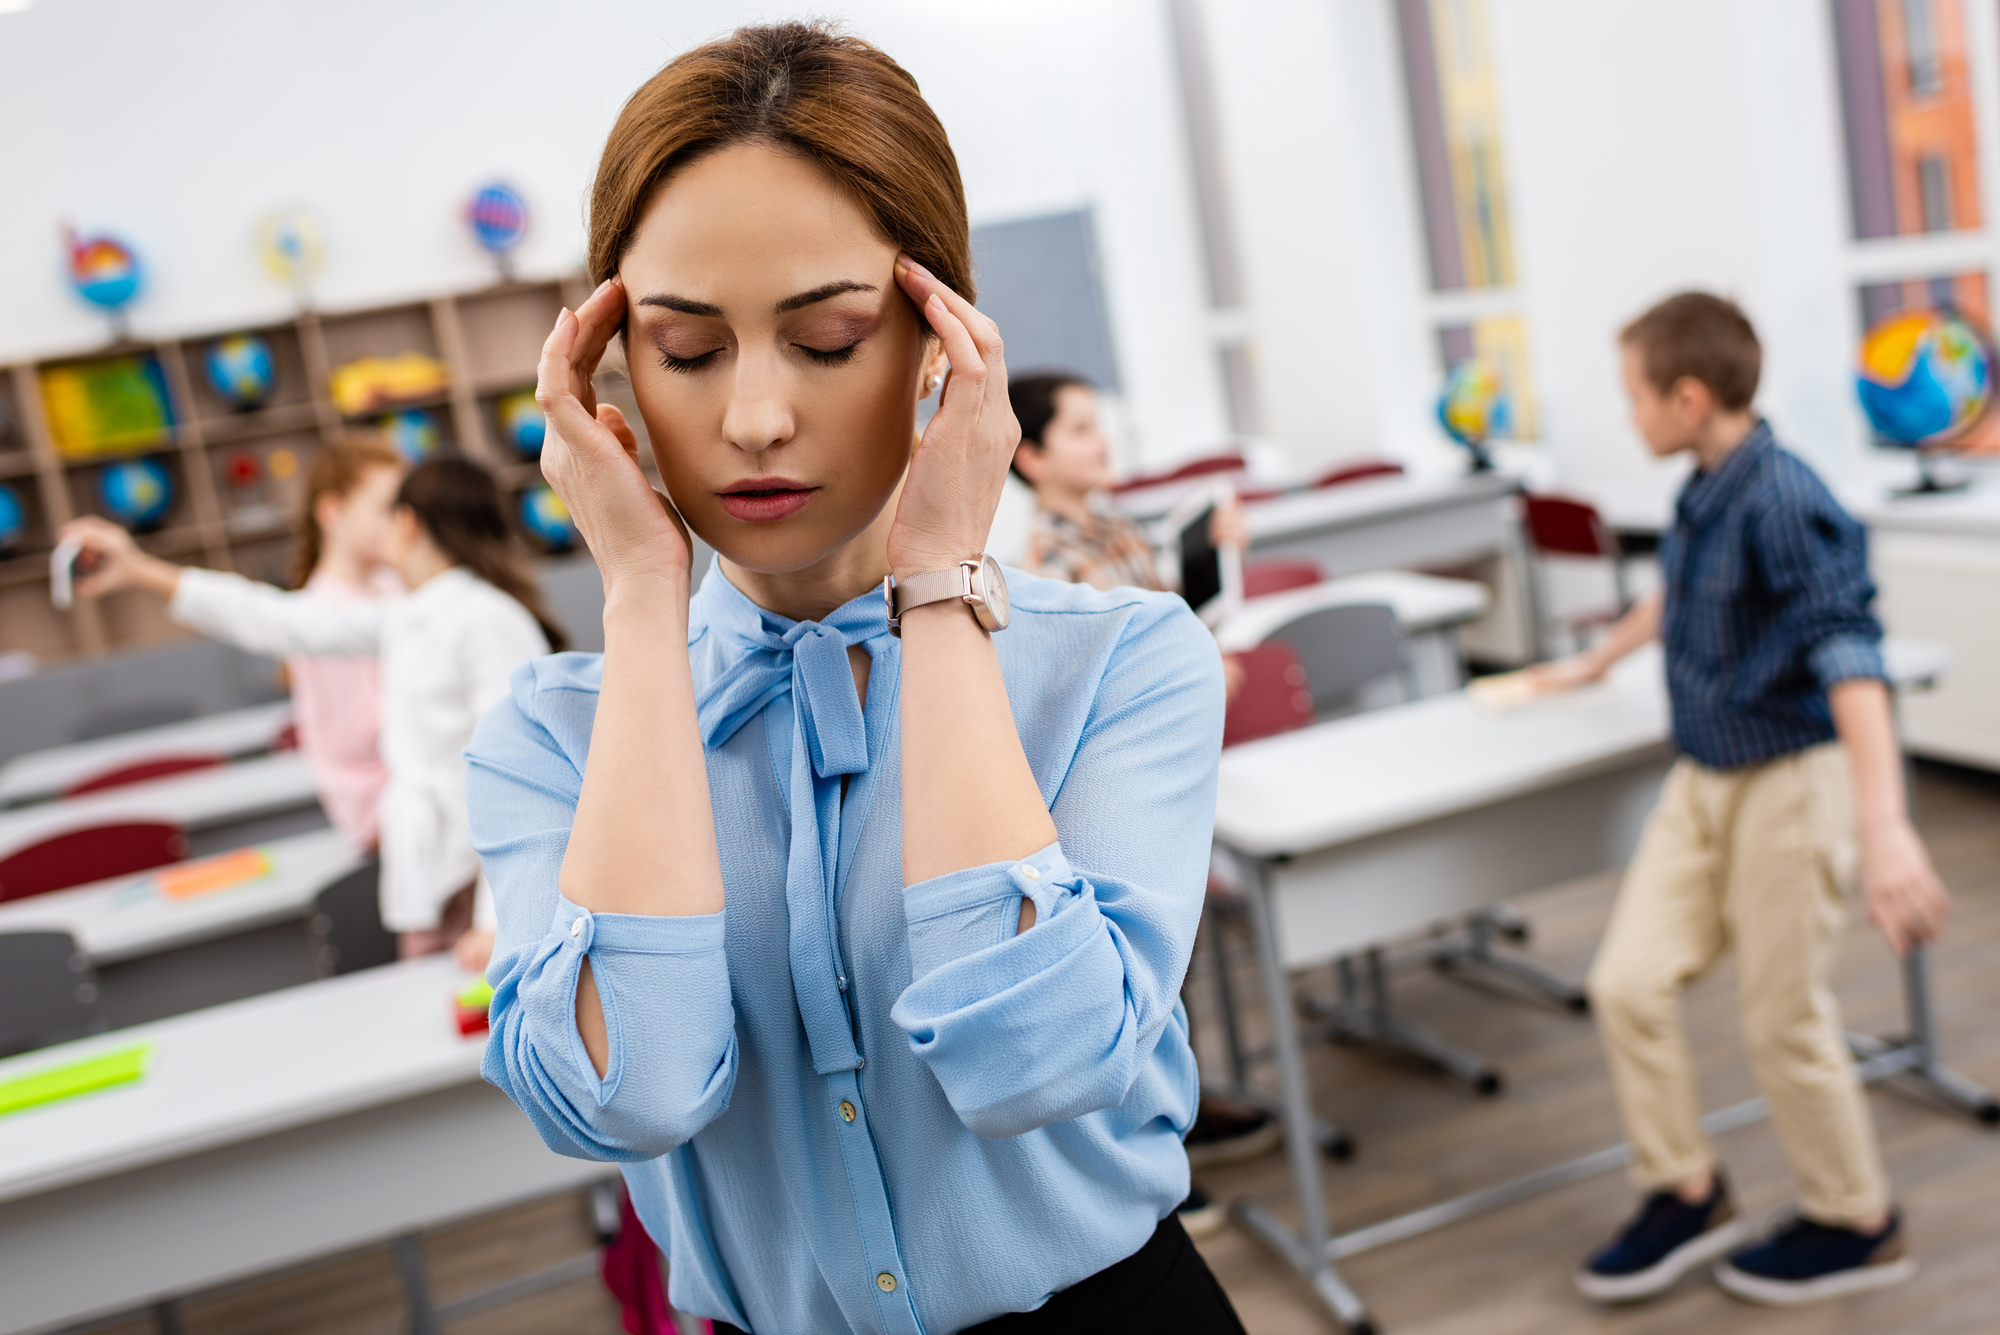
468, 22, 1239, 1334
65, 454, 559, 963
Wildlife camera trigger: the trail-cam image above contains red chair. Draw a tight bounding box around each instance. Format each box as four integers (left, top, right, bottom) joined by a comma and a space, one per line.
1522, 493, 1630, 650
1222, 642, 1315, 748
1241, 558, 1323, 599
63, 755, 226, 798
1109, 452, 1246, 494
0, 822, 190, 903
1312, 459, 1405, 490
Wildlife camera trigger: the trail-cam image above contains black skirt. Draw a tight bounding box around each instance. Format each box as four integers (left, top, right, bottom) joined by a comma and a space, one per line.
711, 1212, 1246, 1335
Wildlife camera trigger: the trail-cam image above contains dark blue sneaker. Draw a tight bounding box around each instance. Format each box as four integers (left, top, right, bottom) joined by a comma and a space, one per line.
1714, 1210, 1915, 1305
1575, 1174, 1745, 1301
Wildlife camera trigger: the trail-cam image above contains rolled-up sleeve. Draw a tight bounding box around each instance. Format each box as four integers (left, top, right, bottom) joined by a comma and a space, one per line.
1753, 494, 1885, 689
890, 598, 1224, 1138
468, 662, 737, 1161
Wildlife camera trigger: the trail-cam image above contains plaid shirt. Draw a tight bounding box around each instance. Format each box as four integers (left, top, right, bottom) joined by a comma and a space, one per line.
1020, 505, 1169, 594
1660, 421, 1884, 769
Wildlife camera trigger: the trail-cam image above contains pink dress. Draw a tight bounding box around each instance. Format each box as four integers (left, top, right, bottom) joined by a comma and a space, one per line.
288, 570, 396, 849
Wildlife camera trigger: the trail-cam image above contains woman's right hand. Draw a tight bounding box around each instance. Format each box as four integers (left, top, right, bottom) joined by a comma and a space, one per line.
56, 516, 182, 600
536, 277, 692, 602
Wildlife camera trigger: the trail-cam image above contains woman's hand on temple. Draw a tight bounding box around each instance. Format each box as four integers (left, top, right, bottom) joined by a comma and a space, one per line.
888, 257, 1019, 578
56, 516, 182, 600
536, 278, 691, 601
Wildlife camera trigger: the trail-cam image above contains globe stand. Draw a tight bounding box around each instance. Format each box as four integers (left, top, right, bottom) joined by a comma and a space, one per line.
1894, 449, 1970, 497
1460, 438, 1496, 473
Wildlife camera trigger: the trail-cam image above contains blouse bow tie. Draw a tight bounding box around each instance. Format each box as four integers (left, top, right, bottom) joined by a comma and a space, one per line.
695, 593, 894, 1074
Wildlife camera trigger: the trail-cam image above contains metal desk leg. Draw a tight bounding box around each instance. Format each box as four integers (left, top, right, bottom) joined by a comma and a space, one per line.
1846, 945, 2000, 1125
1301, 947, 1504, 1095
1229, 862, 1376, 1333
1429, 911, 1589, 1013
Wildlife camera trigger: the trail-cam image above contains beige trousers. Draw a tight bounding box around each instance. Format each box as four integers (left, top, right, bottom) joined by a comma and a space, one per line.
1587, 742, 1890, 1226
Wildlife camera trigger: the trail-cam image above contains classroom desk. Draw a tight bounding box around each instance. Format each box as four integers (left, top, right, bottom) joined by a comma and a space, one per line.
0, 827, 360, 964
1241, 472, 1540, 664
0, 957, 607, 1335
0, 702, 294, 808
1215, 571, 1490, 698
0, 751, 321, 860
1210, 639, 1984, 1331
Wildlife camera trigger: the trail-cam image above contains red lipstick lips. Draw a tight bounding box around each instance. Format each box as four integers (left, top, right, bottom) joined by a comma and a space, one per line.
718, 477, 819, 523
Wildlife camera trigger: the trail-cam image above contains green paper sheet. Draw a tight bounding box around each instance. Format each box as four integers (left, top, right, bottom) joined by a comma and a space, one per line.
0, 1043, 152, 1117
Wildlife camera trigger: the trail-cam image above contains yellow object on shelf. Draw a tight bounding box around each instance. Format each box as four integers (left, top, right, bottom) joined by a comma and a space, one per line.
40, 357, 176, 458
0, 1043, 152, 1117
328, 353, 450, 416
151, 846, 274, 901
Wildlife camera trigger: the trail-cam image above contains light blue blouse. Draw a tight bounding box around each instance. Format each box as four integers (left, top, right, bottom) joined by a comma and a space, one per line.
466, 560, 1224, 1335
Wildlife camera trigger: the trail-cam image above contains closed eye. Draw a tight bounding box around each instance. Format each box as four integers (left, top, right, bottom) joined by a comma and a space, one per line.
795, 340, 861, 366
659, 348, 724, 374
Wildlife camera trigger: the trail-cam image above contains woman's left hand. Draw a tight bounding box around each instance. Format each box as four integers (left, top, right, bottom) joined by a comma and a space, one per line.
888, 256, 1019, 578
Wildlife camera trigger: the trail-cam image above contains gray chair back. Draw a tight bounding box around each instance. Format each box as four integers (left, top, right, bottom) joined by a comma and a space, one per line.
1266, 602, 1409, 718
0, 931, 104, 1058
0, 638, 286, 765
309, 861, 399, 977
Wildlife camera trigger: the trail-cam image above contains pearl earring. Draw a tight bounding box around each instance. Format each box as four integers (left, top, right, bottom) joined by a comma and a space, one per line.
928, 373, 944, 392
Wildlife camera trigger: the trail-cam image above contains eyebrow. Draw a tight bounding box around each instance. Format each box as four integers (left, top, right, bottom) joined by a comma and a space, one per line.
634, 281, 878, 319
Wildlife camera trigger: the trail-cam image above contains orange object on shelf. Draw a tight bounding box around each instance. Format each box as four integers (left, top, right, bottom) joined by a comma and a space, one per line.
152, 846, 274, 901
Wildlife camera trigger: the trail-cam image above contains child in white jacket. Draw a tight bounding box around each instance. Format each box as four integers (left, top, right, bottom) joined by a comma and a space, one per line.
64, 458, 561, 965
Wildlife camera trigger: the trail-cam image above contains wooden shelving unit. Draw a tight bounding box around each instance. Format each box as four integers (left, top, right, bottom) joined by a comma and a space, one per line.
0, 274, 641, 666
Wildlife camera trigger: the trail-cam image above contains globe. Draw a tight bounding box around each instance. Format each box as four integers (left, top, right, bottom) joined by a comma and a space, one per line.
0, 482, 24, 555
379, 409, 441, 463
99, 458, 174, 530
206, 334, 277, 410
1856, 309, 1994, 447
468, 183, 529, 257
497, 389, 546, 456
67, 232, 142, 310
519, 484, 577, 552
1437, 360, 1510, 471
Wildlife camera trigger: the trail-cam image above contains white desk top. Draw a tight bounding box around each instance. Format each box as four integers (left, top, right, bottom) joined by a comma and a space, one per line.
0, 703, 294, 808
1216, 648, 1670, 858
1215, 571, 1490, 653
1244, 471, 1516, 545
0, 955, 484, 1205
1859, 482, 2000, 537
1215, 637, 1949, 859
0, 752, 320, 859
0, 828, 361, 963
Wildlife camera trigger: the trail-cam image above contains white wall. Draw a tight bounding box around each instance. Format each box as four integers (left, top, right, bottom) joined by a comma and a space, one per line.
0, 0, 1228, 468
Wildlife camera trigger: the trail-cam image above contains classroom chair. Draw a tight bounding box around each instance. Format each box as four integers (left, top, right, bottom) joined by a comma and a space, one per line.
0, 822, 189, 903
1264, 602, 1412, 719
1240, 557, 1323, 600
1522, 493, 1630, 657
63, 754, 227, 798
1107, 451, 1247, 495
1238, 458, 1404, 504
0, 931, 104, 1058
1222, 642, 1316, 748
307, 861, 399, 976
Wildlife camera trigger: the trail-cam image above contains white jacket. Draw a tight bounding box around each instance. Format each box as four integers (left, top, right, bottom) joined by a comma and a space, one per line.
172, 565, 548, 930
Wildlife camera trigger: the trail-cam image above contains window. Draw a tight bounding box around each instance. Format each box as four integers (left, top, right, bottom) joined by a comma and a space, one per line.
1831, 0, 1980, 238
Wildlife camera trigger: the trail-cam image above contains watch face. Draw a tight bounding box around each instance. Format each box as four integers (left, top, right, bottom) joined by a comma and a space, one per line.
975, 554, 1010, 631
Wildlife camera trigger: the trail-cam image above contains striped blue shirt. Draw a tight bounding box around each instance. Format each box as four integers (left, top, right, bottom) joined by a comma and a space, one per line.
1659, 421, 1884, 769
465, 561, 1222, 1334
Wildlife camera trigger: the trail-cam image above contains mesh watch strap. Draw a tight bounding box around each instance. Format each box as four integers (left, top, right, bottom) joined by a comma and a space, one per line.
883, 564, 972, 636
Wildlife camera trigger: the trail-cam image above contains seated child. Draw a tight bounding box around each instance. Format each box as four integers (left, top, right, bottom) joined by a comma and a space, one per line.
1529, 293, 1949, 1307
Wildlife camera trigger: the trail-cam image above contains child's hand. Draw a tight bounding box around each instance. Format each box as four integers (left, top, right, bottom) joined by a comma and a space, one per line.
56, 516, 180, 599
1520, 651, 1609, 694
454, 929, 496, 973
1860, 819, 1949, 956
1209, 493, 1250, 551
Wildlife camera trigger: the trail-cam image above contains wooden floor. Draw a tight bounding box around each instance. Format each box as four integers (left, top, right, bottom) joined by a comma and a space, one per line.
72, 763, 2000, 1335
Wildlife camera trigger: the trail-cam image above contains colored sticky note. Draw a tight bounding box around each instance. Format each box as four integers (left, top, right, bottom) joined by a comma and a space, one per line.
0, 1043, 152, 1117
152, 847, 274, 901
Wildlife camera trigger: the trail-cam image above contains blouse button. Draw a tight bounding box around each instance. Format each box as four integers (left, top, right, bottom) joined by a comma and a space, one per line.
568, 918, 584, 939
876, 1273, 898, 1293
839, 1100, 856, 1123
1018, 864, 1041, 880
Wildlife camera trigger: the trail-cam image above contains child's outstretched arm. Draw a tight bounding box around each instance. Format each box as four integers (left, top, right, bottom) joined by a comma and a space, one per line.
1830, 678, 1950, 955
1523, 588, 1662, 692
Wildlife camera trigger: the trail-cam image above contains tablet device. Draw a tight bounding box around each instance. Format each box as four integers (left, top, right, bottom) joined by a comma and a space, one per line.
1165, 481, 1243, 627
50, 536, 83, 611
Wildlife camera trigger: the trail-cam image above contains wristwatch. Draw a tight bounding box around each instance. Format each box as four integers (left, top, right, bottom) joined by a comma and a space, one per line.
883, 555, 1011, 636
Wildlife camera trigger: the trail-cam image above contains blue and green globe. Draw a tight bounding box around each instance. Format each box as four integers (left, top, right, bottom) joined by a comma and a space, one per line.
497, 389, 546, 457
0, 482, 25, 555
206, 334, 276, 410
99, 458, 174, 530
519, 484, 576, 552
379, 409, 441, 463
1438, 360, 1510, 445
1856, 310, 1994, 447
